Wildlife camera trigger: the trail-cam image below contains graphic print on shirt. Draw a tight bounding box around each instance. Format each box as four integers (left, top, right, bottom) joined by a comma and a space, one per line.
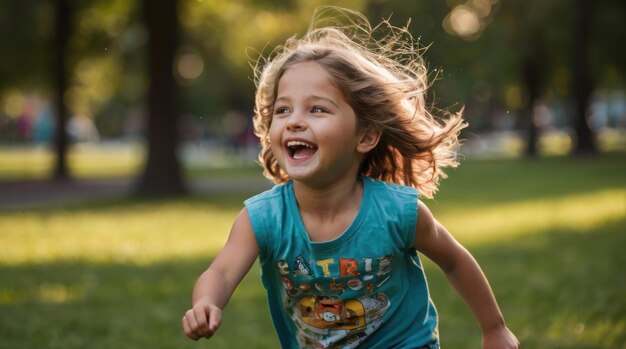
277, 254, 394, 348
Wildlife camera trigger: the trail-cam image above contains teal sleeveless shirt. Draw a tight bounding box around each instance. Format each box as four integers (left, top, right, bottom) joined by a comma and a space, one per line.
244, 177, 439, 348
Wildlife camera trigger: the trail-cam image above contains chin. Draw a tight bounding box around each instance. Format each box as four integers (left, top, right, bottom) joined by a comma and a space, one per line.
283, 160, 317, 177
286, 170, 315, 182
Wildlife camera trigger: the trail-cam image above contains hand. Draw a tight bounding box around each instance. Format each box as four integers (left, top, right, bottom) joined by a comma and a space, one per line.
182, 303, 222, 340
482, 326, 520, 349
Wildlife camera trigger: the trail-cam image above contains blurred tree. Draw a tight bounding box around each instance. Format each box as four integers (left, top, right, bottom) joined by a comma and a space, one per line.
0, 0, 139, 177
178, 0, 367, 124
0, 0, 72, 175
135, 0, 186, 196
65, 0, 140, 139
0, 1, 53, 91
1, 0, 622, 171
520, 42, 544, 157
440, 0, 564, 157
490, 0, 558, 157
385, 0, 624, 157
53, 0, 71, 180
366, 0, 512, 136
570, 0, 595, 154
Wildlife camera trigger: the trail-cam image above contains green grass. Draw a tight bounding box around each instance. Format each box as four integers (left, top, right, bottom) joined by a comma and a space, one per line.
0, 144, 144, 180
0, 153, 625, 348
0, 144, 260, 181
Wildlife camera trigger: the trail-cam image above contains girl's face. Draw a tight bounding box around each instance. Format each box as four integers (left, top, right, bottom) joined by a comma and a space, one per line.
269, 61, 365, 187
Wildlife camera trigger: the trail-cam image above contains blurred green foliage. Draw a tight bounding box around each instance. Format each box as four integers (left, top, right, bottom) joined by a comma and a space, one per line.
1, 0, 624, 140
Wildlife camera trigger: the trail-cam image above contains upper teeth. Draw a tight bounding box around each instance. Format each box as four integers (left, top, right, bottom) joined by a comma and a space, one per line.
287, 141, 313, 148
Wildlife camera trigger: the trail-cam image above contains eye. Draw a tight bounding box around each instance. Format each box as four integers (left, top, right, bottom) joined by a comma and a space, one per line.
273, 106, 290, 115
311, 106, 328, 113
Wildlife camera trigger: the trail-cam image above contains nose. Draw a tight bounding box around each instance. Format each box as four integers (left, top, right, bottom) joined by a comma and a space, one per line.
285, 110, 306, 131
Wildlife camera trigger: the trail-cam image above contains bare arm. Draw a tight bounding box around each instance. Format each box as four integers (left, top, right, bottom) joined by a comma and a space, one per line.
414, 201, 520, 349
182, 208, 259, 340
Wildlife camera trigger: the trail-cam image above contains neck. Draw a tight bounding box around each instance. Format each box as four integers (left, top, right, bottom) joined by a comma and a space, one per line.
293, 175, 363, 219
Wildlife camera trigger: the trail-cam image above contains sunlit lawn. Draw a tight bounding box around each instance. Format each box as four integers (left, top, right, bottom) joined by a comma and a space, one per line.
0, 143, 261, 180
0, 153, 625, 348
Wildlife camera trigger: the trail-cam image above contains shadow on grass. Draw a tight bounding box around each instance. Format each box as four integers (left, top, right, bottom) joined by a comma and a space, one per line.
426, 218, 626, 349
0, 257, 278, 349
1, 217, 624, 348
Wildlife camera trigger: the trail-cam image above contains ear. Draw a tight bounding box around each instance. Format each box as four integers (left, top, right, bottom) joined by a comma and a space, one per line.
356, 127, 382, 154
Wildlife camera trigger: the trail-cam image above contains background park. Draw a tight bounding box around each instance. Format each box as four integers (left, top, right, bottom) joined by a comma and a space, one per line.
0, 0, 624, 348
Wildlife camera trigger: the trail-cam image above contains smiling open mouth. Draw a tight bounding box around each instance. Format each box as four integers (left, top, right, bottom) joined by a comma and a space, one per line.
286, 140, 318, 160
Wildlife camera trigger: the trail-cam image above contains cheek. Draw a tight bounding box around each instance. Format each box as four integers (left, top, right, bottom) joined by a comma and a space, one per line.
268, 123, 279, 142
268, 125, 283, 153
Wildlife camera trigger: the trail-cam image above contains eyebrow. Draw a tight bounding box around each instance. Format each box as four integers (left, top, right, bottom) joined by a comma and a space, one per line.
311, 95, 340, 108
274, 95, 339, 109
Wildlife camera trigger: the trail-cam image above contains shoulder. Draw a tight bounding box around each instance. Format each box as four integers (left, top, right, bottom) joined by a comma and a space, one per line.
365, 176, 419, 216
413, 200, 450, 255
365, 177, 419, 220
365, 177, 419, 249
244, 182, 290, 206
364, 177, 418, 201
244, 182, 292, 258
244, 182, 292, 229
229, 207, 258, 245
416, 200, 437, 235
244, 182, 293, 219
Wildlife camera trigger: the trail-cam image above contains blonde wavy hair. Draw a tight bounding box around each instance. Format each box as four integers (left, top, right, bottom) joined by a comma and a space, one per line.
252, 6, 467, 198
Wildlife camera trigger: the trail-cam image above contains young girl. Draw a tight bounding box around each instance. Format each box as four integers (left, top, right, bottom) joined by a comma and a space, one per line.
182, 7, 520, 349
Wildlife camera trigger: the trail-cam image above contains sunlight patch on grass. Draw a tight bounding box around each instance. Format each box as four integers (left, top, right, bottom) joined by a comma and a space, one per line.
0, 146, 54, 180
0, 144, 143, 180
0, 290, 18, 304
66, 143, 143, 178
0, 201, 238, 265
1, 188, 623, 267
36, 283, 84, 304
438, 188, 625, 245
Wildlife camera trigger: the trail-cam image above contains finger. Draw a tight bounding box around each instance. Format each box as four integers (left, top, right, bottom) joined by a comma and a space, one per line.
207, 306, 222, 333
182, 314, 200, 341
193, 306, 210, 333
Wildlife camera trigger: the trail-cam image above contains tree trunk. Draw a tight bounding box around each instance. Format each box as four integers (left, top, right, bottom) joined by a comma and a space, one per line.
52, 0, 70, 181
522, 53, 542, 158
571, 0, 596, 155
136, 0, 186, 196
